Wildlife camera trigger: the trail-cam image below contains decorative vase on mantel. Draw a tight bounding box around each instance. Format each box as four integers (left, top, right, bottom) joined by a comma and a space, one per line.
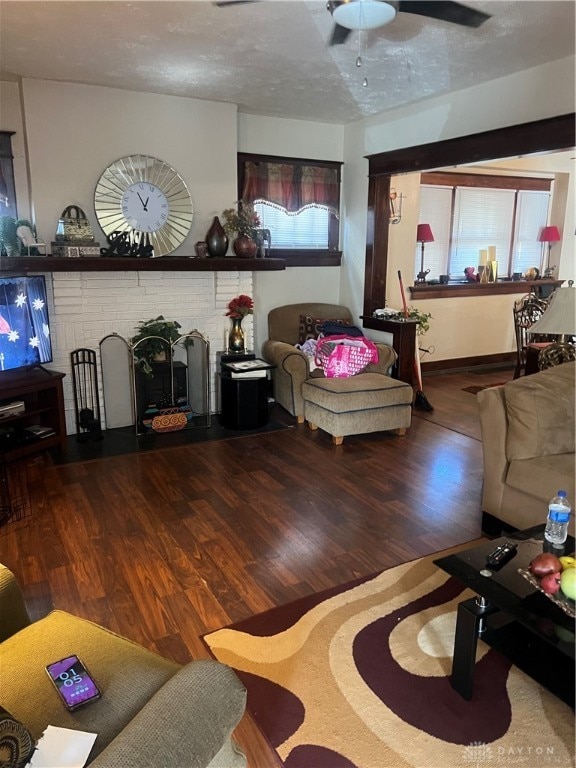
229, 318, 245, 353
232, 234, 258, 259
205, 216, 228, 258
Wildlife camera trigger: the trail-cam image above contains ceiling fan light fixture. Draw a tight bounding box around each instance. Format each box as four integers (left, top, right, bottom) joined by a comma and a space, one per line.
332, 0, 396, 31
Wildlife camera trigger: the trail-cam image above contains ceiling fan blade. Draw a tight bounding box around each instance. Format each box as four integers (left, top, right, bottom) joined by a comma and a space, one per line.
398, 1, 491, 28
328, 23, 352, 46
213, 0, 258, 7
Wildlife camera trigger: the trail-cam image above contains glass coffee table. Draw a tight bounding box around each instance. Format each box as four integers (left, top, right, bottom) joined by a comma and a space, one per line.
434, 525, 575, 706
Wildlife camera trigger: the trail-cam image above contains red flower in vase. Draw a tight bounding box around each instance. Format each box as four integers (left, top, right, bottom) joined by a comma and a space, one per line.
226, 294, 254, 319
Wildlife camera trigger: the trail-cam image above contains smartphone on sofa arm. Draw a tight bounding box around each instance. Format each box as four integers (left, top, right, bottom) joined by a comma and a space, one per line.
45, 655, 101, 711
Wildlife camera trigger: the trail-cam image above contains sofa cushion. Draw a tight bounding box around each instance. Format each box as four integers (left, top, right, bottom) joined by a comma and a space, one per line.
505, 362, 575, 461
268, 303, 353, 346
0, 611, 179, 760
506, 453, 575, 503
298, 315, 348, 345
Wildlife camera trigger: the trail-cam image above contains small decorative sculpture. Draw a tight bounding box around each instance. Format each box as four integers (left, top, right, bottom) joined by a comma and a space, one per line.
16, 219, 42, 255
464, 266, 478, 283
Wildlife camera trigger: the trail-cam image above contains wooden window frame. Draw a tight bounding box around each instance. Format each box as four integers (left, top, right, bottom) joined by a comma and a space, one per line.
237, 152, 342, 267
363, 113, 575, 312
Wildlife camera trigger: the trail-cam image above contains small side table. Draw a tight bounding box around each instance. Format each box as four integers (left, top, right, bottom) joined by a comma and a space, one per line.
215, 351, 256, 413
219, 358, 275, 430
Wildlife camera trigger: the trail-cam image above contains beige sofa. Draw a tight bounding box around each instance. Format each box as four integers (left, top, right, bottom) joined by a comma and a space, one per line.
477, 362, 575, 534
0, 564, 246, 767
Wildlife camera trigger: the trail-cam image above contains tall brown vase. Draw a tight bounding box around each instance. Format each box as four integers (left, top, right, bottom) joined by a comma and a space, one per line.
205, 216, 228, 258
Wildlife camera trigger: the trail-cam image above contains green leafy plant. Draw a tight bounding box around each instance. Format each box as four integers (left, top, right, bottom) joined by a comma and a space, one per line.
388, 306, 432, 335
221, 203, 261, 240
130, 316, 192, 377
0, 216, 19, 256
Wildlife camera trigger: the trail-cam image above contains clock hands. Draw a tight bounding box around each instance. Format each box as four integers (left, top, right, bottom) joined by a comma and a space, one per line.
137, 192, 150, 212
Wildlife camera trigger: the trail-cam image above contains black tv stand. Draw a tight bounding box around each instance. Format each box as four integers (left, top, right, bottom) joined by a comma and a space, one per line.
30, 363, 53, 376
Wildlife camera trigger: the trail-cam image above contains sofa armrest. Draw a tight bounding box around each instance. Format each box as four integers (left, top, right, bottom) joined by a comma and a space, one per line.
477, 385, 509, 516
262, 340, 308, 375
0, 564, 31, 643
262, 340, 309, 418
89, 660, 246, 768
366, 343, 398, 376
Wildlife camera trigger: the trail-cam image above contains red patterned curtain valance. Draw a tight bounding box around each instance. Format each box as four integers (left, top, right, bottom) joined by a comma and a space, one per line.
242, 161, 340, 216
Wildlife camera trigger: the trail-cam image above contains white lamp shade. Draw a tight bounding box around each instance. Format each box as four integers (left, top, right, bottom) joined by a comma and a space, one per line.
333, 0, 397, 30
530, 287, 576, 335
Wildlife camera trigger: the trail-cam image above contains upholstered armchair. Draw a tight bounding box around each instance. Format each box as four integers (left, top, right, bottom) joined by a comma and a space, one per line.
0, 563, 247, 767
261, 302, 398, 422
262, 303, 412, 442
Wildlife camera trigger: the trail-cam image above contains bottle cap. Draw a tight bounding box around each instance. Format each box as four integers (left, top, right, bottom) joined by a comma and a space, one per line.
558, 490, 567, 497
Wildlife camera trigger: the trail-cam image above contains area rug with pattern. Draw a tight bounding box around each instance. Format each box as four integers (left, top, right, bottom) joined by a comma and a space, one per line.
204, 551, 574, 768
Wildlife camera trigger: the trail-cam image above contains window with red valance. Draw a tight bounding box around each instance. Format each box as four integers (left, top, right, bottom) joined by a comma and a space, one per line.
237, 153, 342, 267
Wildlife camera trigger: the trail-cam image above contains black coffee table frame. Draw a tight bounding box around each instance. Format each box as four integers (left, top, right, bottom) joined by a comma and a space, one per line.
435, 526, 575, 706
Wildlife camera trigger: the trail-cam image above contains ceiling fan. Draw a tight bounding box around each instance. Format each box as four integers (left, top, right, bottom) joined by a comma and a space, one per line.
214, 1, 491, 46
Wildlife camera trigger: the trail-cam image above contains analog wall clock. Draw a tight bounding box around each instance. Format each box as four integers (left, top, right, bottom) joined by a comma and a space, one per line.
94, 155, 193, 257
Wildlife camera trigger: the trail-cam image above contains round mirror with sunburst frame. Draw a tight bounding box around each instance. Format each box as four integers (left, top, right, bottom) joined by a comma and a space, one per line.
94, 155, 193, 257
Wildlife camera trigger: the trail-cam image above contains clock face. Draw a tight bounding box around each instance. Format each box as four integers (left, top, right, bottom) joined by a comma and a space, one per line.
94, 155, 193, 257
122, 183, 169, 233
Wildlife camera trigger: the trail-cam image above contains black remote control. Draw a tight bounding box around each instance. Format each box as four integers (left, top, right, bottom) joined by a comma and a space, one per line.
486, 541, 518, 569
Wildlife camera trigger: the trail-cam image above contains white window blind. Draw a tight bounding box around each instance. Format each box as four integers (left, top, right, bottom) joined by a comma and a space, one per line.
512, 190, 551, 275
254, 201, 329, 249
417, 182, 550, 280
451, 187, 515, 277
414, 186, 452, 280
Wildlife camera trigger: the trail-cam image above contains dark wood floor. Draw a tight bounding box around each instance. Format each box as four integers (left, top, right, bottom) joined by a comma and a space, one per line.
0, 366, 512, 766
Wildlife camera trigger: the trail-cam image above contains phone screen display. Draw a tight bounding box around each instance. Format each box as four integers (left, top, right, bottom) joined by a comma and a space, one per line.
46, 655, 100, 710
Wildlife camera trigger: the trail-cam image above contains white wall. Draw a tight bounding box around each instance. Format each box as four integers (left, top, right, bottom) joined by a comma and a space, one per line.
21, 79, 239, 252
237, 114, 344, 350
340, 56, 576, 359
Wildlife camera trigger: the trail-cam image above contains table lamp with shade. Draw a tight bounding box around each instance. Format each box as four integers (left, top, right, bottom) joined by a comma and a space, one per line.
529, 284, 576, 369
416, 223, 434, 284
538, 226, 561, 278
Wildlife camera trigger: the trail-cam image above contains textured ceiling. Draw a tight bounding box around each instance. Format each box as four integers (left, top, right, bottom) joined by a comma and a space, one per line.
0, 0, 574, 124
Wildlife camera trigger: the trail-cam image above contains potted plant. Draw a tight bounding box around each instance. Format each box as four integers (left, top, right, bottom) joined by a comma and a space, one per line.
130, 316, 190, 377
0, 216, 19, 257
221, 203, 261, 258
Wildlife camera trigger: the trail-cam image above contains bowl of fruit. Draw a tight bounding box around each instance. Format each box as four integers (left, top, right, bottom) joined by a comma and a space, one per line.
519, 553, 576, 618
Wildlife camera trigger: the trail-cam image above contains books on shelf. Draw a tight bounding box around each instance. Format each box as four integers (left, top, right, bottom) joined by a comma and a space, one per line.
25, 424, 56, 438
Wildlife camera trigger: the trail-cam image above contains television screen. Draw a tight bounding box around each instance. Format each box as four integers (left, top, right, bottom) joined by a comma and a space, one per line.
0, 275, 53, 373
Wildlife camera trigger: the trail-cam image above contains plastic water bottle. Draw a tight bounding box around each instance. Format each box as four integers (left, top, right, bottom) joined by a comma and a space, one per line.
544, 490, 571, 545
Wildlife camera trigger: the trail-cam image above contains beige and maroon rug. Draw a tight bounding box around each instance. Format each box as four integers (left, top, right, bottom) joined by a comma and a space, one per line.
204, 551, 575, 768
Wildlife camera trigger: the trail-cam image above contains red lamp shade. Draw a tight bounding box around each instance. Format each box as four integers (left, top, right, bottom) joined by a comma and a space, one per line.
417, 223, 434, 243
538, 226, 561, 243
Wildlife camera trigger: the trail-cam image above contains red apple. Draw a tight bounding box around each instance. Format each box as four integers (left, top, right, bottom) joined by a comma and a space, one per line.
529, 553, 562, 577
540, 571, 562, 595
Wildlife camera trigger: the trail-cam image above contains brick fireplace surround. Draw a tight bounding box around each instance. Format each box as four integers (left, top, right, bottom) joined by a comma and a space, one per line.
47, 269, 253, 434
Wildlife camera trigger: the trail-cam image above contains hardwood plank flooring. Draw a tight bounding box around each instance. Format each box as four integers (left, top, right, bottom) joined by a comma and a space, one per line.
0, 367, 512, 767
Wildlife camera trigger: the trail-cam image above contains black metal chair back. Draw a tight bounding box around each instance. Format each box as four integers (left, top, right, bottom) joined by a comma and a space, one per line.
512, 295, 550, 378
